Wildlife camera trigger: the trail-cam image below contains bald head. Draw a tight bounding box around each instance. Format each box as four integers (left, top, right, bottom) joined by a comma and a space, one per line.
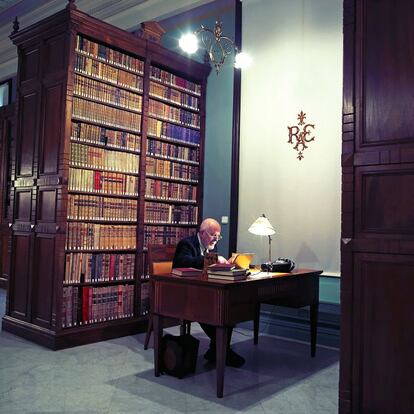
200, 218, 221, 233
199, 218, 222, 250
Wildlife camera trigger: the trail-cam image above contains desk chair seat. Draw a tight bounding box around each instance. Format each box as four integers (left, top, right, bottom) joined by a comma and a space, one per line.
143, 244, 191, 350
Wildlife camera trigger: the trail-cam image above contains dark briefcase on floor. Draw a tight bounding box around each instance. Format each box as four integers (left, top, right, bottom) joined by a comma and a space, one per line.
162, 333, 200, 378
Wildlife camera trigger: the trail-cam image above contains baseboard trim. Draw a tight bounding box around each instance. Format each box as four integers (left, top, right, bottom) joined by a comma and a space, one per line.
240, 302, 340, 348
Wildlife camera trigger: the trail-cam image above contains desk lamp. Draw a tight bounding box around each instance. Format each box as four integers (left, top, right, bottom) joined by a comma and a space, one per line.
248, 214, 276, 263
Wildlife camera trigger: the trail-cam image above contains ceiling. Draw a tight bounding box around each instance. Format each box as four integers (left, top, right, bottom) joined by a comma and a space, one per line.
0, 0, 218, 81
0, 0, 18, 14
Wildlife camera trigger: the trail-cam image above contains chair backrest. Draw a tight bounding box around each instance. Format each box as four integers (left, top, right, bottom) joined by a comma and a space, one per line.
147, 244, 176, 276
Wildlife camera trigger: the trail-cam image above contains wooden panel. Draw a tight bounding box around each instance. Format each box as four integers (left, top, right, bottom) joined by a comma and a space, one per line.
10, 234, 32, 319
37, 188, 56, 222
39, 84, 63, 174
14, 189, 32, 221
21, 47, 39, 82
362, 1, 414, 145
17, 93, 38, 176
0, 109, 13, 287
156, 281, 220, 325
353, 254, 414, 414
32, 236, 55, 328
44, 33, 66, 74
356, 165, 414, 236
341, 1, 414, 413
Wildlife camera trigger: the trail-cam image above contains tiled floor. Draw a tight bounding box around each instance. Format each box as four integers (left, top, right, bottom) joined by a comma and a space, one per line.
0, 289, 339, 413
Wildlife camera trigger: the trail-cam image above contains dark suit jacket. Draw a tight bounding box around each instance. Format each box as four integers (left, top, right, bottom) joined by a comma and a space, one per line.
173, 234, 204, 269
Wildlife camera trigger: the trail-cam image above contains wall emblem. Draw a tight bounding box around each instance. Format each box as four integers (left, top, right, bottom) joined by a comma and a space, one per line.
287, 111, 316, 160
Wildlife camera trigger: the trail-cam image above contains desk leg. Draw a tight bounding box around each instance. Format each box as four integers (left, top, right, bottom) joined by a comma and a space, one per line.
153, 314, 162, 376
254, 302, 260, 345
216, 326, 228, 398
310, 303, 319, 357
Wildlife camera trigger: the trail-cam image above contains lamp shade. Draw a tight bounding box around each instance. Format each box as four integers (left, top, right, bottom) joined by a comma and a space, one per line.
248, 215, 275, 236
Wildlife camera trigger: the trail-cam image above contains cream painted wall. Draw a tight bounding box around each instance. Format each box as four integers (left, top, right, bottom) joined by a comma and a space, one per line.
237, 0, 342, 274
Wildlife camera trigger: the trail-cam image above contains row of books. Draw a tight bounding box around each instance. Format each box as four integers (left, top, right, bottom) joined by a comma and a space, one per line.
76, 35, 144, 74
74, 75, 142, 112
70, 142, 140, 174
143, 225, 195, 248
68, 168, 140, 196
148, 118, 200, 145
146, 157, 199, 182
73, 97, 141, 132
144, 201, 198, 224
147, 138, 199, 163
62, 284, 135, 328
67, 194, 138, 221
149, 81, 199, 111
149, 99, 200, 129
64, 252, 135, 284
66, 223, 136, 250
150, 66, 201, 96
71, 122, 141, 152
145, 178, 197, 202
75, 53, 144, 92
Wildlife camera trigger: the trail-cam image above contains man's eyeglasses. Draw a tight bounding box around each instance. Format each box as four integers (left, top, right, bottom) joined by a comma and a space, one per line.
205, 230, 223, 241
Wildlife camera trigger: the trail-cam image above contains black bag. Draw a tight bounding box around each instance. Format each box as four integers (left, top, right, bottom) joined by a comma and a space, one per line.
162, 333, 200, 378
261, 258, 295, 273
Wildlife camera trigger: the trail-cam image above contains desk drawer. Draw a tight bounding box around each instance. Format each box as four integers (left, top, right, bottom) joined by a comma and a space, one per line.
257, 275, 318, 305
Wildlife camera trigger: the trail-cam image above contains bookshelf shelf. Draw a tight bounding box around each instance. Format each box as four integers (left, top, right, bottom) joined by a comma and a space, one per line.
71, 137, 141, 155
73, 92, 142, 115
149, 75, 201, 97
144, 196, 197, 204
74, 67, 143, 94
64, 248, 138, 253
146, 152, 199, 166
147, 113, 200, 130
146, 173, 198, 184
67, 190, 139, 199
3, 3, 209, 349
147, 133, 200, 148
63, 279, 135, 286
67, 219, 138, 224
72, 116, 141, 135
68, 164, 140, 176
75, 48, 144, 76
149, 93, 199, 112
144, 222, 198, 227
61, 315, 145, 332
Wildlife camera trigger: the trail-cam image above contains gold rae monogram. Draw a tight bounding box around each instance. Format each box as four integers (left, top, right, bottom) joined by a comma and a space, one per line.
287, 111, 316, 160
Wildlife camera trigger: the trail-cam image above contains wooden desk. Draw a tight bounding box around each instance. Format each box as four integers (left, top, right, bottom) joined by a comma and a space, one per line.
151, 268, 322, 398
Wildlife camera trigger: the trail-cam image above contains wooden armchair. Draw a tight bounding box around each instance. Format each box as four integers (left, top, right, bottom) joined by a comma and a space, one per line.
143, 244, 191, 350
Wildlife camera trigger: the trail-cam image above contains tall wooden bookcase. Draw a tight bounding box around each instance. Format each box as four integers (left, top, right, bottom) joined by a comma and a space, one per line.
2, 2, 210, 349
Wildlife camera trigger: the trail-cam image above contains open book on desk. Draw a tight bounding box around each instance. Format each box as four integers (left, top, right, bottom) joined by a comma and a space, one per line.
229, 253, 255, 270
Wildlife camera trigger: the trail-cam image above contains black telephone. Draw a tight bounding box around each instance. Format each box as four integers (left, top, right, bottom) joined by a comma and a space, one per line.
261, 258, 295, 273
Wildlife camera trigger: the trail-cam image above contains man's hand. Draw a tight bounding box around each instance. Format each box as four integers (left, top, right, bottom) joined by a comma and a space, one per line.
217, 255, 229, 264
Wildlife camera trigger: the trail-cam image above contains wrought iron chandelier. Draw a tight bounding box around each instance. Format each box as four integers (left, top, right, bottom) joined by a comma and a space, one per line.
179, 20, 251, 74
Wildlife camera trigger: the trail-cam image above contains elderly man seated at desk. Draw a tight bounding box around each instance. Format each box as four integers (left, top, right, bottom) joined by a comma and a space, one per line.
172, 217, 245, 368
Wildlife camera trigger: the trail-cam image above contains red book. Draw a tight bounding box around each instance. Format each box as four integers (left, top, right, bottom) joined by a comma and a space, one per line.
109, 254, 116, 281
171, 267, 202, 277
82, 286, 90, 323
94, 171, 102, 191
